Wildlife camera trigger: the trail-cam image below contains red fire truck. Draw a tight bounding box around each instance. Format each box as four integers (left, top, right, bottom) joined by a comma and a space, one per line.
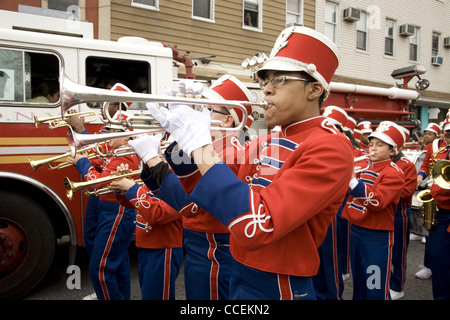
0, 23, 422, 299
0, 26, 174, 299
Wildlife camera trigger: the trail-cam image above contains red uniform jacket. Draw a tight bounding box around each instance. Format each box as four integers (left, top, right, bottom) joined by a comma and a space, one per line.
395, 154, 417, 206
343, 159, 405, 231
121, 184, 183, 249
189, 116, 354, 276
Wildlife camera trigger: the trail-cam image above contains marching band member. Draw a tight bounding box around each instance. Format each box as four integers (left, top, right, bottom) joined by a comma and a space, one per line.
389, 127, 417, 299
66, 83, 133, 300
343, 121, 406, 300
414, 122, 441, 279
356, 121, 373, 154
67, 110, 140, 300
423, 113, 450, 299
108, 159, 183, 300
129, 76, 254, 300
147, 26, 354, 299
312, 105, 349, 300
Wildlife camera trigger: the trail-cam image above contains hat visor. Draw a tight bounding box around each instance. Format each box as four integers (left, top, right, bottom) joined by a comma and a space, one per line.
369, 132, 397, 152
256, 59, 308, 80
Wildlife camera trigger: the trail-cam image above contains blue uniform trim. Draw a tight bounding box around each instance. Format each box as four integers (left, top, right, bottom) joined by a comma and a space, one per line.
158, 172, 190, 211
164, 142, 198, 176
76, 157, 93, 176
252, 176, 272, 188
260, 156, 284, 169
140, 168, 160, 192
189, 161, 250, 226
349, 180, 366, 198
124, 184, 140, 200
270, 138, 298, 151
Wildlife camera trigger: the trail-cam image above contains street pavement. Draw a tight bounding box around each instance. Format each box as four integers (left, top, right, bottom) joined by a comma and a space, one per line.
22, 234, 433, 301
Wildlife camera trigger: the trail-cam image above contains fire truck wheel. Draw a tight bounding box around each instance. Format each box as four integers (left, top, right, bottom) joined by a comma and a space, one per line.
0, 191, 55, 299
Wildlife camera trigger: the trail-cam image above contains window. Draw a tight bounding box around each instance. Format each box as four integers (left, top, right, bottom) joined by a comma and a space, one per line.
85, 57, 150, 110
243, 0, 262, 30
286, 0, 303, 26
0, 48, 60, 105
132, 0, 159, 10
409, 27, 419, 61
432, 32, 440, 57
356, 11, 368, 50
324, 1, 338, 43
385, 19, 395, 56
48, 0, 79, 11
193, 0, 214, 21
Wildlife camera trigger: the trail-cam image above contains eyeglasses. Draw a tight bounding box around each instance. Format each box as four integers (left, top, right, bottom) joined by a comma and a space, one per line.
206, 107, 230, 116
259, 75, 309, 90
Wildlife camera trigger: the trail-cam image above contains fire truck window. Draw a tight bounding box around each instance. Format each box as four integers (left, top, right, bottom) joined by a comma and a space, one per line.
85, 56, 150, 110
0, 49, 60, 105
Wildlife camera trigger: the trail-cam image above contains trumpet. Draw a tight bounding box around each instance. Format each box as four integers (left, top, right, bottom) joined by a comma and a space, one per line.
60, 70, 267, 130
64, 169, 141, 200
34, 111, 98, 129
354, 153, 374, 173
29, 145, 96, 172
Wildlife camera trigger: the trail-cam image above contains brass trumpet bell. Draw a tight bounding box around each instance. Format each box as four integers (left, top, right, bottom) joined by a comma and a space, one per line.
431, 160, 450, 190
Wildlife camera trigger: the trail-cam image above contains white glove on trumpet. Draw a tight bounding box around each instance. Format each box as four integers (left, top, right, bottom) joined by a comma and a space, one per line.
128, 132, 163, 163
147, 103, 211, 157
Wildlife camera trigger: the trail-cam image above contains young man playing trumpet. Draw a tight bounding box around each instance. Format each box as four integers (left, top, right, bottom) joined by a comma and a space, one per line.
129, 76, 254, 300
67, 109, 139, 300
142, 26, 354, 299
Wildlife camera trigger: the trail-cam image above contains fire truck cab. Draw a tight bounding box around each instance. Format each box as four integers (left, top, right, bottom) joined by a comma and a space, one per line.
0, 26, 173, 299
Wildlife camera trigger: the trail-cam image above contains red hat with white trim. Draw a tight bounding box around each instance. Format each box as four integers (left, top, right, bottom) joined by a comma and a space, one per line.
202, 74, 254, 129
424, 122, 441, 136
357, 121, 373, 134
110, 83, 133, 110
369, 121, 406, 154
323, 105, 348, 129
256, 26, 339, 99
345, 116, 357, 133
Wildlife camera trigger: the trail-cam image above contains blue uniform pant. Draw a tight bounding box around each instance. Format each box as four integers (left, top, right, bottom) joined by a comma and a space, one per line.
313, 217, 344, 300
88, 200, 135, 300
428, 211, 450, 300
183, 229, 233, 300
229, 260, 316, 300
137, 247, 183, 300
390, 204, 411, 292
350, 224, 393, 300
83, 194, 99, 257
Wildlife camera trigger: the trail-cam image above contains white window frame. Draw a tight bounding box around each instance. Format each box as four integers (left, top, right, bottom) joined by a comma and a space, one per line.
384, 18, 395, 56
243, 0, 263, 32
131, 0, 160, 11
286, 0, 304, 26
324, 1, 338, 44
356, 11, 368, 51
432, 32, 441, 57
409, 26, 419, 62
192, 0, 215, 23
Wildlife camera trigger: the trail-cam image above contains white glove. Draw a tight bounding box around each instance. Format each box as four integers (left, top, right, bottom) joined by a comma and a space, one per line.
128, 133, 163, 163
146, 103, 211, 157
169, 79, 203, 98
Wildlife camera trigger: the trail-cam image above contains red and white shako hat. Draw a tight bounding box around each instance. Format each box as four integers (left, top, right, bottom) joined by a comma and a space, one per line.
110, 83, 133, 110
357, 121, 373, 134
345, 116, 357, 133
323, 105, 348, 129
424, 122, 441, 136
256, 26, 339, 99
105, 110, 133, 132
369, 121, 406, 154
202, 74, 254, 129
